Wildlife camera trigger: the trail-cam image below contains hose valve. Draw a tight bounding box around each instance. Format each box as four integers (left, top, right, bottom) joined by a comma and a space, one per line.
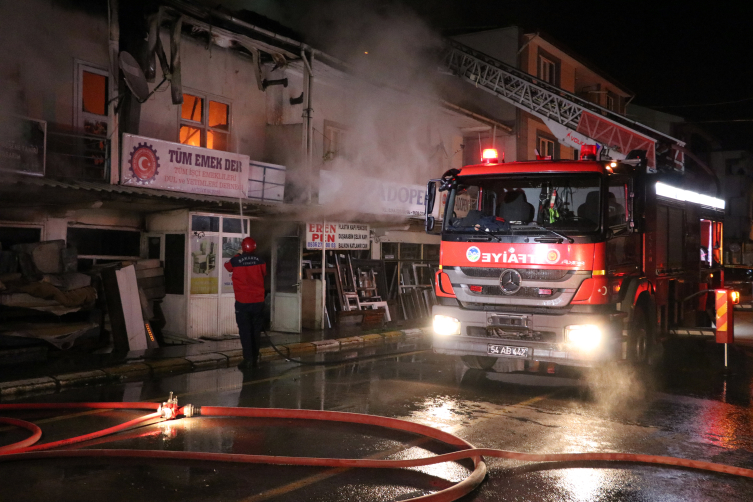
159, 392, 179, 420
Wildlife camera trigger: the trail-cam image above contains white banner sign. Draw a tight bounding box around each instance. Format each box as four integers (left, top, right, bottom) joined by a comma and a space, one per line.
306, 222, 370, 250
121, 134, 249, 198
319, 170, 426, 218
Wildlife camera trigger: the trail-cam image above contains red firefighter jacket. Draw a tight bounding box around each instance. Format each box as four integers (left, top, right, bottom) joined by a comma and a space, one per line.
224, 253, 266, 303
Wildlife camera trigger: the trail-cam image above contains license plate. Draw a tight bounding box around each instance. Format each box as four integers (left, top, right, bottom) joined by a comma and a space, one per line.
487, 344, 529, 357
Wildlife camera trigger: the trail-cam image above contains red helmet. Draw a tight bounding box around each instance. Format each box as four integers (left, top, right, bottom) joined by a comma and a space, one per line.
241, 237, 257, 253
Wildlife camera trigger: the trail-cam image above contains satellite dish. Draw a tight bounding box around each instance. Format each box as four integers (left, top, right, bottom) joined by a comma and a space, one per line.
119, 51, 150, 103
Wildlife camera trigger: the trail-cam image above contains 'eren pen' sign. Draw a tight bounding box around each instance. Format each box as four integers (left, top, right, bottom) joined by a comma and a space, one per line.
306, 222, 370, 250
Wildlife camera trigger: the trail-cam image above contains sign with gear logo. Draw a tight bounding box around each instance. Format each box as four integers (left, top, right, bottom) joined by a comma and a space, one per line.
129, 142, 160, 184
121, 134, 250, 199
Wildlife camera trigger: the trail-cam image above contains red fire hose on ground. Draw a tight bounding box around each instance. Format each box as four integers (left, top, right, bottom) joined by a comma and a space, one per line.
1, 397, 751, 502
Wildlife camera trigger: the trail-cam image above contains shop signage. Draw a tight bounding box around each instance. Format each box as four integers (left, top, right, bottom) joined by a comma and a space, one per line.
0, 117, 46, 176
306, 222, 370, 250
319, 170, 426, 218
121, 134, 248, 198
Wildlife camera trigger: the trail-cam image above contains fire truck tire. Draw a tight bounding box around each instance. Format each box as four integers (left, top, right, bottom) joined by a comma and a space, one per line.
461, 356, 497, 370
628, 305, 651, 364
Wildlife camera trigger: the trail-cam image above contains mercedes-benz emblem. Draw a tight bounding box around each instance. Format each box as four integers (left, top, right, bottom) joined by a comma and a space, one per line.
499, 269, 522, 295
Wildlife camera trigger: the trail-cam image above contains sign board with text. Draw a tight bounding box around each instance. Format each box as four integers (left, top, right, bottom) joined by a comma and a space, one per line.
121, 134, 248, 198
319, 170, 426, 218
0, 117, 46, 176
306, 222, 371, 250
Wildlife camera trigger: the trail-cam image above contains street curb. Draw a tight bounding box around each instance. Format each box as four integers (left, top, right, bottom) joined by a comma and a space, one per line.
103, 363, 152, 381
0, 377, 58, 396
143, 358, 193, 376
55, 370, 109, 388
185, 353, 229, 370
0, 326, 432, 399
310, 339, 340, 351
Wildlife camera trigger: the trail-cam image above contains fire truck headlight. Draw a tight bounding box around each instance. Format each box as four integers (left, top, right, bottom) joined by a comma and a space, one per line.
434, 315, 461, 336
565, 324, 602, 351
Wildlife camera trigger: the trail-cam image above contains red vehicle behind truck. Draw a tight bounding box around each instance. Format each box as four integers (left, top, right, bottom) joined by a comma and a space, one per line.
425, 147, 727, 371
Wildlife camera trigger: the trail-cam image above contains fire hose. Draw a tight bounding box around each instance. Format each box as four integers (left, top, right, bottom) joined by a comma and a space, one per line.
1, 398, 752, 502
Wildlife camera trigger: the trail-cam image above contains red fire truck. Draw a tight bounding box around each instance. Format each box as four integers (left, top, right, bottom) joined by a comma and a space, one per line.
425, 147, 729, 371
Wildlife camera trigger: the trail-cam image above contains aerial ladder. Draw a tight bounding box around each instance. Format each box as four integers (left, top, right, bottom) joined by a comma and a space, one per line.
442, 39, 686, 172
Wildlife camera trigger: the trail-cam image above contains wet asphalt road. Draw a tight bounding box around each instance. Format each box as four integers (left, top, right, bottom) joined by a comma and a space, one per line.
1, 339, 752, 502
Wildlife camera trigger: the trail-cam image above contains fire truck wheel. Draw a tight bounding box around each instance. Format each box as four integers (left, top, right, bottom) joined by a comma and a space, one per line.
629, 306, 650, 364
461, 356, 497, 370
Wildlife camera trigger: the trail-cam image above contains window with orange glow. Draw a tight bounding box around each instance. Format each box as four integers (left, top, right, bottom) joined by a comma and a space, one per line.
179, 125, 202, 147
82, 71, 107, 115
179, 93, 230, 151
181, 94, 203, 122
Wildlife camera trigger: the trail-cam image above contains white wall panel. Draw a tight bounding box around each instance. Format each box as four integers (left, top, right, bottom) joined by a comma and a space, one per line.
188, 297, 218, 339
219, 296, 239, 336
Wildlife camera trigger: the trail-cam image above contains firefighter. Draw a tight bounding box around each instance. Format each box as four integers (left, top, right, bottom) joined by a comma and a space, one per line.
224, 237, 266, 369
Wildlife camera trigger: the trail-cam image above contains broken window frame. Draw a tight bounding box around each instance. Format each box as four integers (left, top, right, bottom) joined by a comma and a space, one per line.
323, 119, 348, 161
66, 224, 141, 262
178, 89, 232, 152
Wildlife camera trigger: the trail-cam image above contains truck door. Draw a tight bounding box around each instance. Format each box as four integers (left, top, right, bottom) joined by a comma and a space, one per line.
606, 175, 641, 277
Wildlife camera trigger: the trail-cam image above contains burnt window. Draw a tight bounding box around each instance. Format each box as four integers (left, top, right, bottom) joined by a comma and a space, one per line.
0, 226, 42, 251
180, 93, 231, 151
67, 227, 140, 258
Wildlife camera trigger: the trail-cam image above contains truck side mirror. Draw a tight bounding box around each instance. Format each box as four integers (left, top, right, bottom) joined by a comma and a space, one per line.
425, 180, 437, 215
425, 216, 435, 233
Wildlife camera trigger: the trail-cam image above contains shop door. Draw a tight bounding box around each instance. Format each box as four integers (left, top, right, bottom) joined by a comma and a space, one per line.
271, 234, 302, 333
187, 213, 250, 338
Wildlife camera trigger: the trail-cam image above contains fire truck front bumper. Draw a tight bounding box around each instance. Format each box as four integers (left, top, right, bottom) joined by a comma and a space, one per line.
431, 305, 623, 367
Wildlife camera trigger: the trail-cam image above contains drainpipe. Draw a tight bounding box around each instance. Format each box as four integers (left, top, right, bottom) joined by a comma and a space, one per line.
301, 49, 311, 204
307, 51, 315, 204
300, 50, 325, 330
108, 0, 120, 184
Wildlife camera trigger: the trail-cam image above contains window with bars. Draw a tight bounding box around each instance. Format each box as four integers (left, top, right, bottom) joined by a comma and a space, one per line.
179, 93, 231, 151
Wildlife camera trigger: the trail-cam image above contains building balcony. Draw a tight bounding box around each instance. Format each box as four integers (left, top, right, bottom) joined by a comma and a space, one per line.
46, 130, 109, 182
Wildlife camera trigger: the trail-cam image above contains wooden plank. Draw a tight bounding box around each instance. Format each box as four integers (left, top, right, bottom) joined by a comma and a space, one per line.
136, 276, 165, 290
144, 285, 166, 300
114, 266, 148, 351
135, 267, 164, 279
135, 259, 161, 270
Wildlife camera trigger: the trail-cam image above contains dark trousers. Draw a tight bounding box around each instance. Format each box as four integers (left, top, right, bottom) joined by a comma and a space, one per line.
235, 301, 265, 361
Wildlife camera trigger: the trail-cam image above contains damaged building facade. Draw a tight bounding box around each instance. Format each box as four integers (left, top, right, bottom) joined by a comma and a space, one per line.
0, 0, 501, 349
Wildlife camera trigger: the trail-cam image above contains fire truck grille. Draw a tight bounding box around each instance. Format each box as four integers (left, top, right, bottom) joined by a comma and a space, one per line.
467, 326, 556, 342
459, 267, 570, 281
474, 286, 562, 298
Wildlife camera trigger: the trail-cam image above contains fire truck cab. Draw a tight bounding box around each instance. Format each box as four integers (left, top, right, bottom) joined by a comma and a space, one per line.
425, 149, 725, 371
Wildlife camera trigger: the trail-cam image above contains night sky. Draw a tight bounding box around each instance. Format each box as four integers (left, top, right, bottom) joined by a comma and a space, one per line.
225, 0, 753, 150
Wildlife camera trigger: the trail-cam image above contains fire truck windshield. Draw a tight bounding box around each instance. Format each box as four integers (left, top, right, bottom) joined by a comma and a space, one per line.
443, 174, 603, 238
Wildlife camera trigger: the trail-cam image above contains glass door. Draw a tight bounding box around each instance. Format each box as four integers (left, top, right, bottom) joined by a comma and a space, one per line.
271, 232, 302, 333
